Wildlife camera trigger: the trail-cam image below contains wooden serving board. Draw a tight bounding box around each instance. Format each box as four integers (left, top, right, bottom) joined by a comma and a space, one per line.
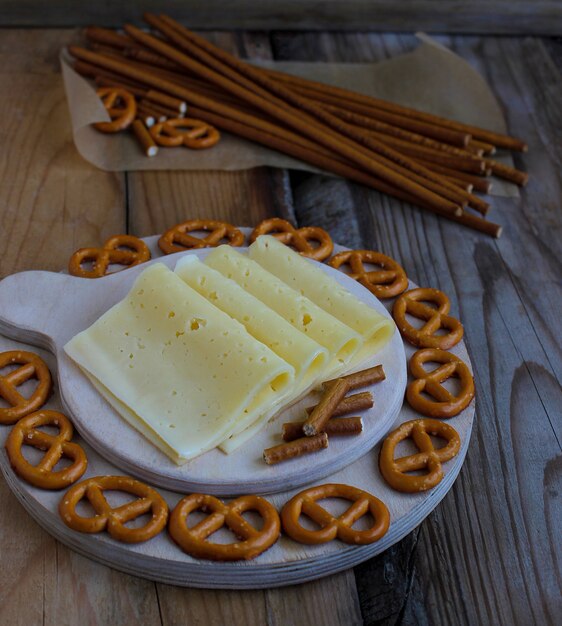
0, 236, 406, 495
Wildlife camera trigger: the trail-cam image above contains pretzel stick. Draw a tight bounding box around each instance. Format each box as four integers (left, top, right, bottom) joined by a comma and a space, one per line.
74, 60, 148, 92
135, 110, 155, 127
282, 417, 363, 442
131, 119, 158, 156
256, 64, 528, 152
124, 46, 183, 71
303, 378, 350, 437
145, 16, 470, 212
324, 365, 386, 391
139, 98, 182, 119
417, 161, 493, 194
145, 90, 186, 113
137, 102, 166, 123
469, 139, 496, 155
305, 391, 374, 416
95, 76, 146, 98
263, 433, 328, 465
484, 159, 529, 186
130, 20, 462, 215
85, 26, 136, 50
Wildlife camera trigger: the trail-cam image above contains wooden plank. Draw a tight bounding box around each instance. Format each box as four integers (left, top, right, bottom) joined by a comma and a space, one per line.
274, 31, 562, 625
0, 28, 163, 626
2, 1, 562, 35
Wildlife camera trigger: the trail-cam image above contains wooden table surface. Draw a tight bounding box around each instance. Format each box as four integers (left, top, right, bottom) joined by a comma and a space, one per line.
0, 27, 560, 626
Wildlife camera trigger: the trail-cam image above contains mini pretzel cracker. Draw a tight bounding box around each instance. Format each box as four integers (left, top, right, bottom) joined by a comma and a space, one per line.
149, 118, 220, 149
406, 348, 474, 418
303, 378, 350, 436
169, 493, 280, 561
250, 218, 333, 261
69, 234, 151, 278
263, 433, 328, 465
392, 288, 464, 349
379, 418, 461, 493
59, 475, 168, 543
282, 416, 363, 442
281, 483, 390, 545
94, 87, 137, 133
0, 351, 52, 424
158, 219, 245, 254
5, 410, 87, 490
328, 250, 408, 299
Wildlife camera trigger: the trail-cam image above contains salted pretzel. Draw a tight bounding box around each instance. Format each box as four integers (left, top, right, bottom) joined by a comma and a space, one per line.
69, 234, 151, 278
0, 350, 52, 424
169, 493, 280, 561
5, 410, 87, 489
59, 475, 168, 543
328, 250, 408, 299
406, 349, 475, 418
158, 219, 245, 255
281, 483, 390, 545
94, 87, 136, 133
379, 418, 461, 493
149, 118, 220, 149
250, 218, 333, 261
392, 288, 464, 349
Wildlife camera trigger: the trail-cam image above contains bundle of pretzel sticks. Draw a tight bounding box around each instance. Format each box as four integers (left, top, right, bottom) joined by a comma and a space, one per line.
68, 14, 530, 238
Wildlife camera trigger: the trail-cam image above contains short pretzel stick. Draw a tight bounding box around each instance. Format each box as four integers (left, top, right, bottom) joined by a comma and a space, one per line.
282, 417, 363, 442
323, 365, 386, 392
303, 378, 350, 437
131, 119, 158, 157
263, 433, 328, 465
305, 391, 373, 417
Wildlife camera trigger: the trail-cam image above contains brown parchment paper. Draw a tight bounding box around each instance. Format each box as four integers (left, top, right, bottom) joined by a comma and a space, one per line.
61, 36, 518, 197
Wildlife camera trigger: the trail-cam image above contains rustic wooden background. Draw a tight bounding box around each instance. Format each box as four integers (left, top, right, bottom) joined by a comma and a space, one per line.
0, 24, 561, 626
2, 1, 562, 34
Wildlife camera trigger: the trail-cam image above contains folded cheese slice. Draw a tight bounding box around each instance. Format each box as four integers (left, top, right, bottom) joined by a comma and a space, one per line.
249, 236, 395, 366
205, 246, 363, 378
64, 263, 295, 464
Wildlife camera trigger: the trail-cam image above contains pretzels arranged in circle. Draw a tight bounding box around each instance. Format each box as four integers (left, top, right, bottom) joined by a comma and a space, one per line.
0, 351, 52, 424
328, 250, 408, 299
158, 219, 245, 255
250, 218, 333, 261
281, 483, 390, 545
59, 476, 168, 543
392, 288, 464, 349
5, 410, 87, 489
169, 493, 280, 561
379, 418, 461, 493
94, 87, 136, 133
149, 118, 220, 149
69, 234, 151, 278
407, 349, 475, 418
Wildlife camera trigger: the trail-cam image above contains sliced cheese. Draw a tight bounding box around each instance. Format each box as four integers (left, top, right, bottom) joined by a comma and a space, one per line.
205, 246, 363, 378
249, 236, 395, 366
174, 255, 329, 394
64, 263, 295, 463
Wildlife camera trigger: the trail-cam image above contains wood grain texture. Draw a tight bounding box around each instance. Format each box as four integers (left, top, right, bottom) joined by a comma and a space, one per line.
272, 31, 562, 625
2, 1, 562, 35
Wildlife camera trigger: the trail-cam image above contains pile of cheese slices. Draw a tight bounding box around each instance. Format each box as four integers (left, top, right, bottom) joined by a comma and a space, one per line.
64, 236, 395, 464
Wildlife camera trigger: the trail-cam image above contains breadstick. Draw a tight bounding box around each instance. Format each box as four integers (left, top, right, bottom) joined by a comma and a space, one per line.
263, 433, 328, 465
303, 378, 350, 437
323, 365, 386, 391
305, 391, 373, 417
282, 417, 363, 442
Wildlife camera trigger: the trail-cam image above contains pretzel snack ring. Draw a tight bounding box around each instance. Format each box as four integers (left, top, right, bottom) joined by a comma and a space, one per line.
149, 118, 220, 149
329, 250, 408, 299
303, 378, 350, 437
407, 348, 475, 418
59, 476, 169, 543
282, 416, 363, 442
69, 234, 151, 278
379, 418, 461, 493
169, 493, 280, 561
158, 219, 245, 254
5, 410, 87, 489
0, 350, 52, 424
263, 433, 328, 465
281, 483, 390, 545
250, 218, 333, 261
305, 391, 373, 417
94, 87, 137, 133
393, 288, 464, 349
323, 364, 385, 391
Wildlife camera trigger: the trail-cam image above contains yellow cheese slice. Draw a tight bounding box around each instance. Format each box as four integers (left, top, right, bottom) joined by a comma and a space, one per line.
205, 246, 363, 378
64, 263, 295, 463
249, 236, 395, 365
